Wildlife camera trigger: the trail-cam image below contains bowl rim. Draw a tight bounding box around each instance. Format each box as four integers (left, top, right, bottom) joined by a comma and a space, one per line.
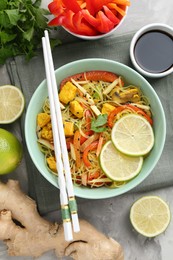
25, 58, 166, 199
130, 23, 173, 78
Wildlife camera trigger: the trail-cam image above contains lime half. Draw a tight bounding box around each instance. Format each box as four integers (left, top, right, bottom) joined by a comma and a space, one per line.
0, 85, 25, 124
111, 114, 154, 156
100, 140, 143, 181
130, 196, 171, 237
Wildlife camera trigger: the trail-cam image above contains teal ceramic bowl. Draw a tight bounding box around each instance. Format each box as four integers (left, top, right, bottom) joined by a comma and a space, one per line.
25, 58, 166, 199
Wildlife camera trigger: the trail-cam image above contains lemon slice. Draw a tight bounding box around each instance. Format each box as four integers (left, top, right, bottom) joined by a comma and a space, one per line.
130, 196, 171, 237
111, 114, 154, 156
99, 140, 143, 181
0, 85, 25, 124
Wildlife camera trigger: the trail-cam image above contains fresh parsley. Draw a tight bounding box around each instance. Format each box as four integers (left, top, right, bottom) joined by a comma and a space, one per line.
0, 0, 59, 64
91, 114, 108, 133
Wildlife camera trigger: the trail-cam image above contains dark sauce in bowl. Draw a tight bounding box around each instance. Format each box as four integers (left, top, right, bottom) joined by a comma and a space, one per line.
134, 30, 173, 73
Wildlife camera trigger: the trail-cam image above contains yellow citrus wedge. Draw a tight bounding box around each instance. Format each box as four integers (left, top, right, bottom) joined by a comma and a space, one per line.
130, 196, 171, 237
99, 140, 143, 181
111, 114, 154, 156
0, 85, 25, 124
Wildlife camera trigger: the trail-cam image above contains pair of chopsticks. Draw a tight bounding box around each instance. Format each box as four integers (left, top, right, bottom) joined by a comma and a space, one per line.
42, 30, 80, 241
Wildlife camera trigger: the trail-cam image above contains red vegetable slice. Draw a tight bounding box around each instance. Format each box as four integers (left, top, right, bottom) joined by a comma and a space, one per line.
48, 0, 130, 36
48, 1, 63, 15
83, 141, 99, 167
60, 71, 119, 88
96, 11, 114, 33
73, 11, 98, 35
62, 0, 81, 13
103, 5, 120, 24
81, 9, 100, 28
108, 104, 153, 128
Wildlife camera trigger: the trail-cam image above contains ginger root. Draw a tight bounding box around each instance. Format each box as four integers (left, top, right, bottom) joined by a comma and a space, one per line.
0, 180, 124, 260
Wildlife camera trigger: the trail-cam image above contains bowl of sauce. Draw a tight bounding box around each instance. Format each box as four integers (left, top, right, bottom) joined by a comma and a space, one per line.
130, 23, 173, 78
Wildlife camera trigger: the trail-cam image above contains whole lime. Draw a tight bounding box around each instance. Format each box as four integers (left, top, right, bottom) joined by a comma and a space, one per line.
0, 128, 23, 175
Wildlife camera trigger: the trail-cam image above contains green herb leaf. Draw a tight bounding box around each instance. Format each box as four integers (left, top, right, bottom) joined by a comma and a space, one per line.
0, 0, 59, 65
5, 9, 20, 25
91, 114, 108, 133
0, 0, 7, 11
0, 31, 16, 44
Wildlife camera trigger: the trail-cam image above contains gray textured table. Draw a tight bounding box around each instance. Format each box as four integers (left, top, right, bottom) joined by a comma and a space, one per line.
0, 1, 173, 259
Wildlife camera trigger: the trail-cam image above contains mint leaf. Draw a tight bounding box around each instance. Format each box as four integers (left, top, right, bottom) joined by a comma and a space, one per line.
91, 114, 108, 133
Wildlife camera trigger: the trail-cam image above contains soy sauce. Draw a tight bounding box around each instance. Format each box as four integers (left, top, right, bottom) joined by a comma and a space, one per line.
134, 30, 173, 73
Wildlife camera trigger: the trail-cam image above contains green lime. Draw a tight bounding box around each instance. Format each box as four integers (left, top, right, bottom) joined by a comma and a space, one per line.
111, 114, 154, 156
99, 140, 143, 181
130, 196, 171, 237
0, 85, 25, 124
0, 128, 23, 175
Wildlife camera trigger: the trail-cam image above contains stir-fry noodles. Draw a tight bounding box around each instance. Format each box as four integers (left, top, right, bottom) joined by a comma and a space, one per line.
36, 71, 153, 188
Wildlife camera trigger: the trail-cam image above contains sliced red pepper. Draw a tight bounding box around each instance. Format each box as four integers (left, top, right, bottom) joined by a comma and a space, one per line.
62, 0, 81, 13
81, 9, 100, 28
85, 0, 96, 15
96, 11, 115, 33
103, 5, 120, 24
83, 141, 99, 167
80, 130, 94, 144
48, 1, 63, 16
86, 0, 113, 15
60, 71, 119, 88
48, 0, 129, 36
73, 11, 98, 36
108, 104, 153, 128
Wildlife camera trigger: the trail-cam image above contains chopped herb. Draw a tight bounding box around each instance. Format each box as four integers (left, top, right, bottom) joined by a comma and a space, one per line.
91, 114, 108, 133
0, 0, 60, 64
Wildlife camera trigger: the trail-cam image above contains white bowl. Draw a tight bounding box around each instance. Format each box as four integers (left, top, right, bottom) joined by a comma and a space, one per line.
25, 58, 166, 199
130, 23, 173, 78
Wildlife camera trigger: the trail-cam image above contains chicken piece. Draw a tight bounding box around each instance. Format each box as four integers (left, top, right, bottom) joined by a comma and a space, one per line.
70, 100, 84, 118
41, 123, 53, 141
111, 87, 140, 104
102, 103, 115, 115
59, 81, 77, 104
37, 113, 51, 128
46, 156, 57, 172
63, 121, 74, 137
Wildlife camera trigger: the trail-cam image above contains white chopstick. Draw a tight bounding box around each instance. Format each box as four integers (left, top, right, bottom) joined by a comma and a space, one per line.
42, 37, 73, 242
42, 30, 80, 237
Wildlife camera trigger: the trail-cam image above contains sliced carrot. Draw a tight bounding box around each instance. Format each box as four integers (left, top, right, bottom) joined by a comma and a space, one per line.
73, 130, 81, 168
60, 71, 119, 88
96, 133, 104, 157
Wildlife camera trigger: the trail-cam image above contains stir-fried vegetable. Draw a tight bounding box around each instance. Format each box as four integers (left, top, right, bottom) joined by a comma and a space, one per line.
36, 70, 153, 188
